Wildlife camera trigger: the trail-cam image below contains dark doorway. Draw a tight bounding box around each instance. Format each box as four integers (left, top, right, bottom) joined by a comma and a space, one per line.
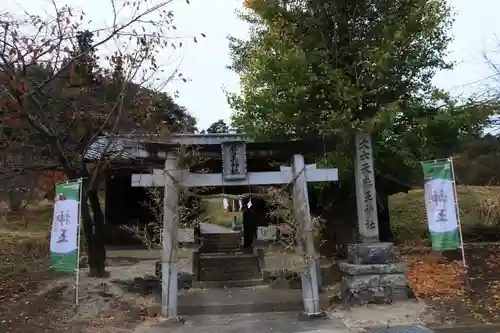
241, 196, 270, 249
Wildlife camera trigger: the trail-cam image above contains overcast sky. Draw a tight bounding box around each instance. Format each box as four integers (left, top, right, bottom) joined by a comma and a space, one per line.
5, 0, 500, 129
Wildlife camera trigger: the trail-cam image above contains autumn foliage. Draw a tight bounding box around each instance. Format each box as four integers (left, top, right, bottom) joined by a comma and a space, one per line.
0, 0, 206, 277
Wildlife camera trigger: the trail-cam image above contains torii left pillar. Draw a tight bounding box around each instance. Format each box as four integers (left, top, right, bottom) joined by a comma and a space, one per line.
291, 154, 322, 316
161, 152, 180, 319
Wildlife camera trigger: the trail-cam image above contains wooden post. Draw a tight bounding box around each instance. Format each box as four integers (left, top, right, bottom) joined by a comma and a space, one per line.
354, 133, 379, 243
161, 152, 179, 318
292, 154, 321, 316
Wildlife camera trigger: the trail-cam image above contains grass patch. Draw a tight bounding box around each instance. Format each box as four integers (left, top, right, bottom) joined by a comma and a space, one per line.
201, 198, 243, 229
0, 201, 56, 301
390, 185, 500, 243
0, 200, 53, 232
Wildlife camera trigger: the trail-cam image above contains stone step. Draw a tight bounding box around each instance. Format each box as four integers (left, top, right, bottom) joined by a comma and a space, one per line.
202, 239, 240, 245
193, 279, 264, 289
199, 253, 259, 264
199, 267, 261, 281
202, 232, 240, 240
200, 262, 260, 272
200, 245, 241, 253
199, 271, 261, 282
198, 253, 261, 282
200, 262, 260, 271
202, 240, 240, 246
199, 233, 241, 253
176, 286, 331, 316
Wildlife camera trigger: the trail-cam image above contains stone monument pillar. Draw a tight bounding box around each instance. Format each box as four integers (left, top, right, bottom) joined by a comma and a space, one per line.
339, 133, 411, 305
354, 133, 379, 243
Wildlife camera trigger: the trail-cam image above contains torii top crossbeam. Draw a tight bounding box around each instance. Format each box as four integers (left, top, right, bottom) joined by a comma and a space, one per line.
84, 133, 339, 165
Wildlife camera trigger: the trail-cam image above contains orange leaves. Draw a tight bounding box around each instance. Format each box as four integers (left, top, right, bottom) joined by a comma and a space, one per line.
403, 251, 466, 299
7, 118, 20, 127
38, 172, 68, 198
139, 306, 160, 320
1, 98, 20, 113
400, 245, 500, 324
244, 0, 259, 9
38, 171, 67, 188
21, 79, 28, 93
9, 79, 29, 96
486, 280, 500, 319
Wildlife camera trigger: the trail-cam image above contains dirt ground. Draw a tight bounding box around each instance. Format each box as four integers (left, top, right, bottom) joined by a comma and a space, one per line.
2, 244, 500, 332
4, 201, 500, 331
0, 202, 150, 333
0, 256, 160, 333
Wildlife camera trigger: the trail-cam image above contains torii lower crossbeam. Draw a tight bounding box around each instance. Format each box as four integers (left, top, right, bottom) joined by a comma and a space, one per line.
131, 164, 338, 188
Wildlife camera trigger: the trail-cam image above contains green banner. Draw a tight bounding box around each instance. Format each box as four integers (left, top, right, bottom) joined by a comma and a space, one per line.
422, 159, 461, 250
50, 179, 82, 272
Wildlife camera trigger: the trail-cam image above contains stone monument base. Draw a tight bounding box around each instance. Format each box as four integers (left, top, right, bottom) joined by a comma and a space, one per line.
339, 242, 414, 305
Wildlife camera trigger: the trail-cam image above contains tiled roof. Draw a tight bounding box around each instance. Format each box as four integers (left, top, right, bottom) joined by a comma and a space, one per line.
84, 133, 247, 160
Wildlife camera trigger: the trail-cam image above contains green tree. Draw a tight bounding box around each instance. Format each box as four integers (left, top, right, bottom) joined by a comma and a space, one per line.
453, 134, 500, 185
204, 119, 231, 133
227, 0, 494, 250
228, 0, 492, 183
152, 92, 198, 134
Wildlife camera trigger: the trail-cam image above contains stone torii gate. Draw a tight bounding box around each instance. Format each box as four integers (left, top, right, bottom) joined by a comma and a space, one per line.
131, 140, 338, 319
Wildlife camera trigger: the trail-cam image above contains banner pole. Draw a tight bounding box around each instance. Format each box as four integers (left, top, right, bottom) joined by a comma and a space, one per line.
449, 157, 467, 269
75, 177, 83, 307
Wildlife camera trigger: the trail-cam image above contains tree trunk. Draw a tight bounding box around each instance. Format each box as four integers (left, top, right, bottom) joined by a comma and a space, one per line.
88, 189, 107, 277
80, 197, 94, 267
80, 180, 107, 277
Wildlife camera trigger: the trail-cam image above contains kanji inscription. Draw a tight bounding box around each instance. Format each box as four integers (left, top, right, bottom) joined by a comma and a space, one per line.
355, 133, 379, 242
222, 141, 247, 181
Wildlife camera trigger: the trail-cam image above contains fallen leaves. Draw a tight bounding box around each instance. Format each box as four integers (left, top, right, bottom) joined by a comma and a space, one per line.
399, 245, 500, 325
403, 251, 466, 299
139, 305, 160, 319
486, 280, 500, 321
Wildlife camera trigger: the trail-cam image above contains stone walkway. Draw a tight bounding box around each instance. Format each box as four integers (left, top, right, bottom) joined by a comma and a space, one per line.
135, 312, 353, 333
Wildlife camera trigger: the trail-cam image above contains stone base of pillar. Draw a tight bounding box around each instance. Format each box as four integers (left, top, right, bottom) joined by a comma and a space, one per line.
340, 242, 414, 306
155, 316, 186, 326
298, 310, 327, 321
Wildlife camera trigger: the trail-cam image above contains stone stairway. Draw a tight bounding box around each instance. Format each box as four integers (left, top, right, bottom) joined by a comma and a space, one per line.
194, 232, 263, 288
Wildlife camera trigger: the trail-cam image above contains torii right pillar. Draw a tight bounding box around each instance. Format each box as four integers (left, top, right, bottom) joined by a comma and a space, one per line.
339, 133, 412, 305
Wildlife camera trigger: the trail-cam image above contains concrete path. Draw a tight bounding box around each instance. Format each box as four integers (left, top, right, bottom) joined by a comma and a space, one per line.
200, 222, 237, 234
135, 312, 354, 333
